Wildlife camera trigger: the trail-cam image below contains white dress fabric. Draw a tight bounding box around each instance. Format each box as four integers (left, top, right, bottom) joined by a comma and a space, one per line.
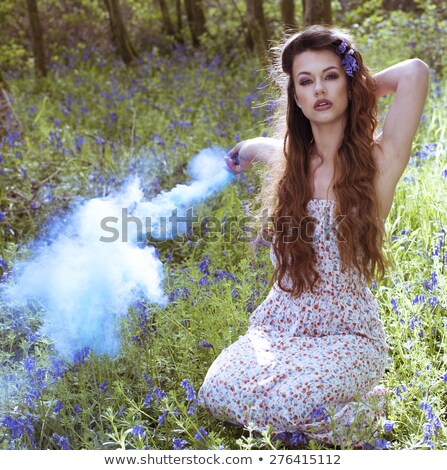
198, 199, 388, 447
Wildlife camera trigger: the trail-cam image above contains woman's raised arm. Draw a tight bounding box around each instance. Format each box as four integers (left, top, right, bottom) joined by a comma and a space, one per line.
374, 59, 429, 183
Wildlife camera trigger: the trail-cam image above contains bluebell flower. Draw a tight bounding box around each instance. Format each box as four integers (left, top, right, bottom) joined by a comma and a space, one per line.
73, 347, 91, 365
197, 340, 213, 349
154, 387, 167, 403
72, 405, 82, 416
383, 420, 395, 433
172, 437, 188, 450
131, 424, 146, 438
213, 269, 237, 283
24, 357, 36, 375
53, 433, 70, 449
199, 256, 211, 275
100, 382, 107, 393
395, 385, 406, 399
50, 356, 67, 378
420, 401, 442, 448
158, 410, 169, 426
443, 373, 447, 383
289, 431, 307, 446
180, 379, 196, 402
54, 401, 63, 414
198, 276, 209, 286
0, 211, 6, 221
391, 297, 400, 314
375, 438, 390, 450
1, 414, 36, 447
194, 428, 208, 442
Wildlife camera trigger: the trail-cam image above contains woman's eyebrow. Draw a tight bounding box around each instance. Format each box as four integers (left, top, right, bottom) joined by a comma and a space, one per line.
296, 66, 340, 77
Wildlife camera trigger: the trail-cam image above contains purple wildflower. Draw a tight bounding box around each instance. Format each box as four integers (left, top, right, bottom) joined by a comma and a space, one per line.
197, 340, 213, 349
53, 433, 71, 450
73, 347, 91, 365
54, 401, 63, 414
199, 256, 211, 275
335, 41, 358, 77
194, 428, 208, 442
180, 379, 196, 401
375, 438, 390, 450
158, 410, 169, 426
289, 431, 307, 446
383, 420, 395, 433
131, 424, 146, 438
24, 357, 36, 375
172, 437, 188, 450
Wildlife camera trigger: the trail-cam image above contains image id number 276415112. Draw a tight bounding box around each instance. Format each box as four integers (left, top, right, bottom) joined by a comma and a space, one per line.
267, 454, 341, 465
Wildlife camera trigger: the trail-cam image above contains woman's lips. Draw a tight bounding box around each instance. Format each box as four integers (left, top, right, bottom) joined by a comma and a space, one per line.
313, 99, 333, 110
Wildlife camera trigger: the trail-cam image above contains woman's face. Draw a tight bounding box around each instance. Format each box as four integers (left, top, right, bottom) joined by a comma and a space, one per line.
292, 49, 349, 125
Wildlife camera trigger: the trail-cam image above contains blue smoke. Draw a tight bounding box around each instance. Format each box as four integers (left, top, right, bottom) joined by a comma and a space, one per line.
1, 147, 234, 361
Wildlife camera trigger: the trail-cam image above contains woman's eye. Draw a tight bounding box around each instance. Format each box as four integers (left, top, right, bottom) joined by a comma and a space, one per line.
299, 79, 311, 86
326, 74, 338, 80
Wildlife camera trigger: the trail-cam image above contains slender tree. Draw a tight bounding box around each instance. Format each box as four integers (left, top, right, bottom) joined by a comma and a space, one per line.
280, 0, 296, 31
184, 0, 207, 47
0, 73, 22, 138
26, 0, 47, 77
103, 0, 139, 65
382, 0, 419, 11
246, 0, 269, 66
302, 0, 331, 26
157, 0, 175, 36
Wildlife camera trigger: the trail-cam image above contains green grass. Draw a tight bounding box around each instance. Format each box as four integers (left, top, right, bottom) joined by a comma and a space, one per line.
0, 41, 446, 450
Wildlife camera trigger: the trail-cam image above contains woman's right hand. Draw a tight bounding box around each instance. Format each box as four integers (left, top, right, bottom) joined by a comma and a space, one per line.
224, 140, 254, 174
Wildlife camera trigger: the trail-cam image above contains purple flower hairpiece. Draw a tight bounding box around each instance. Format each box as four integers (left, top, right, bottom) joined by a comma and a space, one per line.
335, 40, 358, 77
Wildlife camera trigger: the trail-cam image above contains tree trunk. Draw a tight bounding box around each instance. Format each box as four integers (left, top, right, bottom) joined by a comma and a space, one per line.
157, 0, 175, 36
246, 0, 269, 67
382, 0, 419, 11
280, 0, 296, 31
26, 0, 47, 77
302, 0, 331, 26
184, 0, 207, 47
103, 0, 139, 65
175, 0, 185, 44
0, 74, 23, 139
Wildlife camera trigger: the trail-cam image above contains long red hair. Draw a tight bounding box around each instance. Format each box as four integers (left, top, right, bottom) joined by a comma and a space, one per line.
259, 26, 388, 296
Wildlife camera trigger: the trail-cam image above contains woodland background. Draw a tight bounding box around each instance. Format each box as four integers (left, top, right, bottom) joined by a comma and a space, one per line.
1, 0, 447, 451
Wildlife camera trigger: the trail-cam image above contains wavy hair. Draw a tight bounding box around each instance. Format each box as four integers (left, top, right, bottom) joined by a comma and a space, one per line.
259, 25, 388, 296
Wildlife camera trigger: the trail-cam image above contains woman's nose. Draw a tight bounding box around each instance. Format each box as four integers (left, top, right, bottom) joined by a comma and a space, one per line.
314, 81, 327, 95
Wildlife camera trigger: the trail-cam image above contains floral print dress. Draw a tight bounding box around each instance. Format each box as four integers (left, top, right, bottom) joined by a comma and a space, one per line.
198, 199, 388, 447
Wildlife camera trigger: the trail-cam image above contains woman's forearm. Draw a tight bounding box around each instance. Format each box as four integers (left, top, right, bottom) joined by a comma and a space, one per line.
373, 58, 429, 99
250, 137, 283, 165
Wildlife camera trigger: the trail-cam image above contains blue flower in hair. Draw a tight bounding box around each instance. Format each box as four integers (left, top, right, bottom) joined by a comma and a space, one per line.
335, 40, 358, 77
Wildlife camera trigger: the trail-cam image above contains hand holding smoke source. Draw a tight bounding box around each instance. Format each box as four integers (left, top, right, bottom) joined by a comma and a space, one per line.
1, 148, 234, 362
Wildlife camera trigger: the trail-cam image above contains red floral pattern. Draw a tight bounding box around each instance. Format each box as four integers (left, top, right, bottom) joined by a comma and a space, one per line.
198, 199, 388, 446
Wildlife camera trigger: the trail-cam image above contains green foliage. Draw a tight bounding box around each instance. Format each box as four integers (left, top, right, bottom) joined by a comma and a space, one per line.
338, 1, 447, 75
1, 4, 447, 451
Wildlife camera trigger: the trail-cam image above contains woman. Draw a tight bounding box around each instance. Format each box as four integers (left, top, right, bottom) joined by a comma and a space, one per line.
198, 26, 429, 447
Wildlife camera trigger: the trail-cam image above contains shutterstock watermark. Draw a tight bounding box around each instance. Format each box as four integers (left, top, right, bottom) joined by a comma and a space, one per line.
99, 207, 346, 244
